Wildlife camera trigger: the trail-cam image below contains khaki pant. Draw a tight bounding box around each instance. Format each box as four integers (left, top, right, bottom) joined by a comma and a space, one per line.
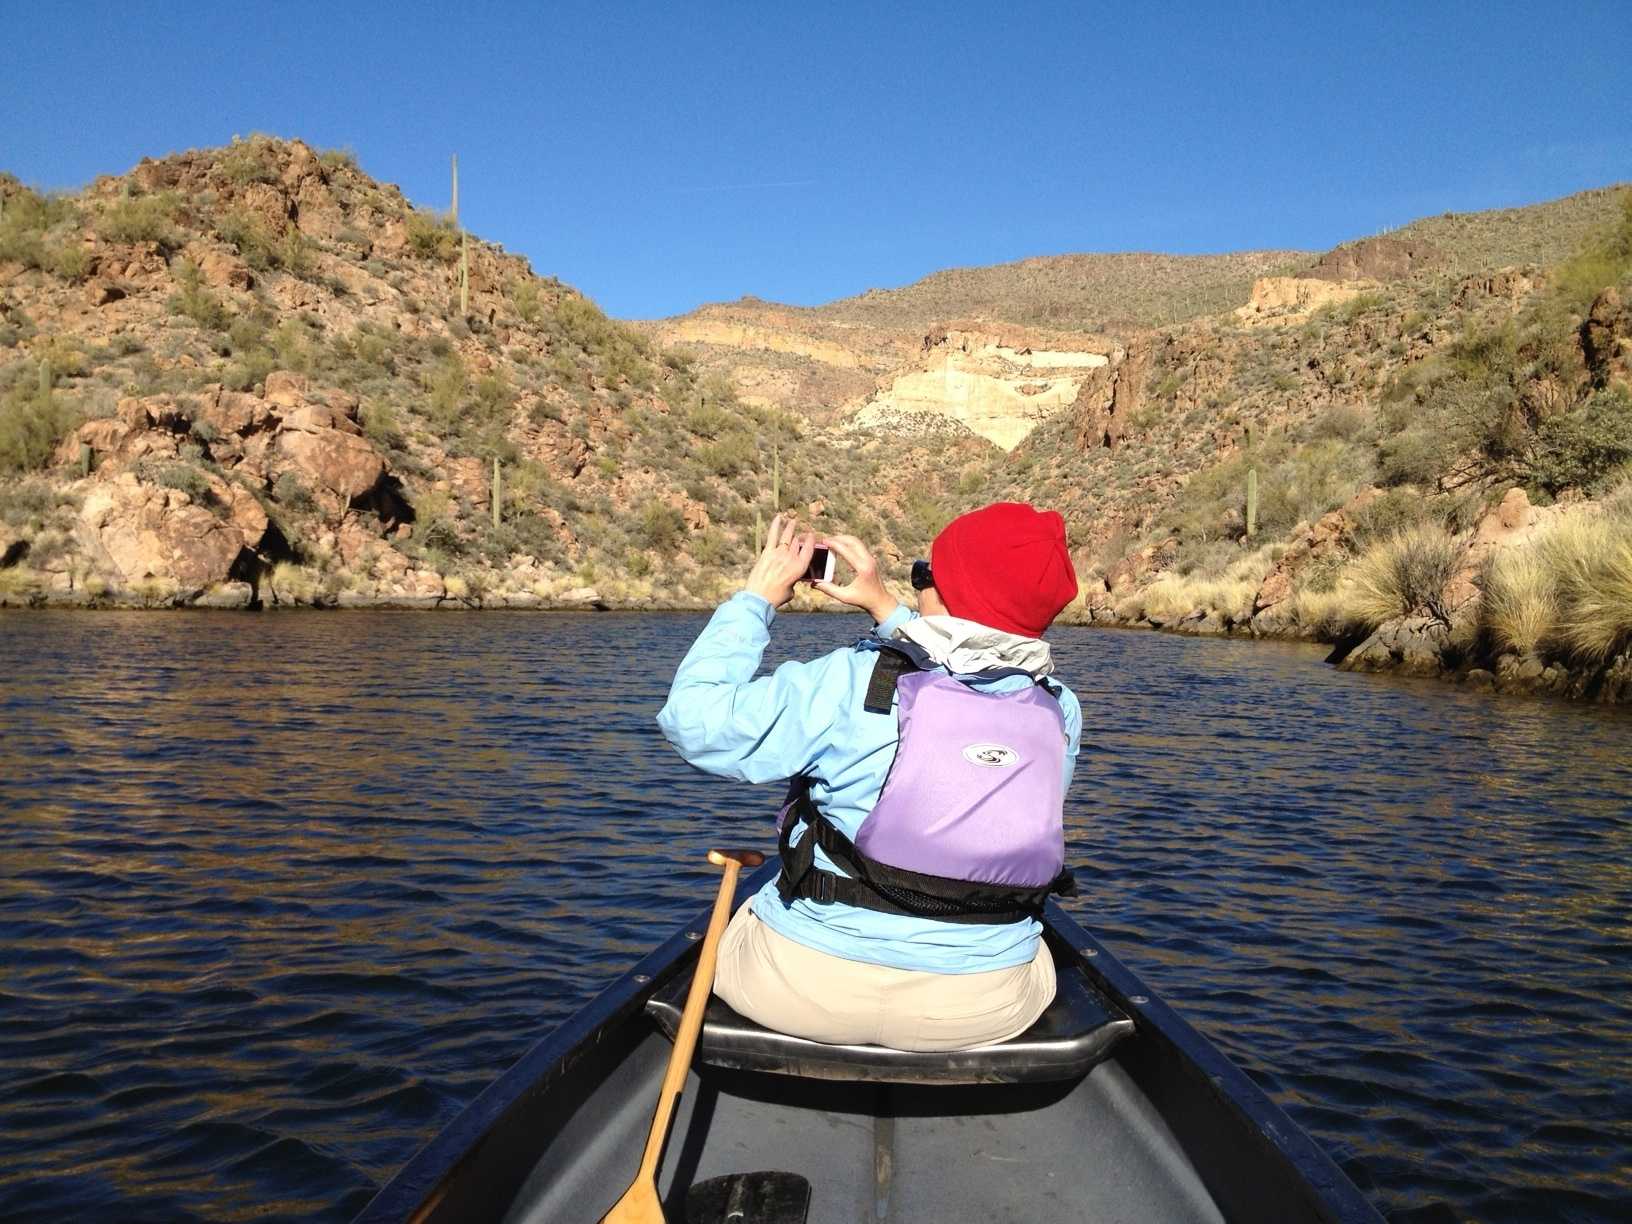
713, 904, 1056, 1052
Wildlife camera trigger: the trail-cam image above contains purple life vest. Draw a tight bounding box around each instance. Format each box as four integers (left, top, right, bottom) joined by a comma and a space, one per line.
776, 641, 1074, 924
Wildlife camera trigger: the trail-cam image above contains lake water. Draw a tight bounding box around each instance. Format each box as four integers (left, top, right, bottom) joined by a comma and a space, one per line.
1, 610, 1628, 1223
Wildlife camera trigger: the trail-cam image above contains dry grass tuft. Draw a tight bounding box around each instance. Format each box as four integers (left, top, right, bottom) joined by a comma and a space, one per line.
1346, 525, 1466, 629
1482, 548, 1557, 655
1535, 511, 1632, 661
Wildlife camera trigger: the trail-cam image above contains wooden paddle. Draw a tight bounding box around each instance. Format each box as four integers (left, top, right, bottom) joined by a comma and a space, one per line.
600, 847, 765, 1224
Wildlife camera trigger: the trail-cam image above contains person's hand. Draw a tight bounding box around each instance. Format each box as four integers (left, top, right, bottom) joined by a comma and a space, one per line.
744, 514, 815, 608
812, 534, 898, 624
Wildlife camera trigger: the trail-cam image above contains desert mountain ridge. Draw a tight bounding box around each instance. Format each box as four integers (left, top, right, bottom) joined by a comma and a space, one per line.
2, 137, 1630, 704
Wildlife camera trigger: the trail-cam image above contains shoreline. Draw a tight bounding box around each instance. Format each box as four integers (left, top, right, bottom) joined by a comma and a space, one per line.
8, 588, 1626, 707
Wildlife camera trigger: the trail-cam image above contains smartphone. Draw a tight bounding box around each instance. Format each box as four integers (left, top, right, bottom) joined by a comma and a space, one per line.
804, 546, 835, 583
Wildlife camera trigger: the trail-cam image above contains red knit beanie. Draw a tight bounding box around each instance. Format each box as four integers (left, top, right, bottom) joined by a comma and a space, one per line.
929, 503, 1078, 638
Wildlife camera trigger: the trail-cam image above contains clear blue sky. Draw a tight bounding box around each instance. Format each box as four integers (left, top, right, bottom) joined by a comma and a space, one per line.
5, 2, 1628, 318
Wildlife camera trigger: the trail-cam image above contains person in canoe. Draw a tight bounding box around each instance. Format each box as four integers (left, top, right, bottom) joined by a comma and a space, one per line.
656, 502, 1081, 1052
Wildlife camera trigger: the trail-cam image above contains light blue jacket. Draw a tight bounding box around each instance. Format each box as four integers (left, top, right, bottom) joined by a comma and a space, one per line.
656, 591, 1082, 974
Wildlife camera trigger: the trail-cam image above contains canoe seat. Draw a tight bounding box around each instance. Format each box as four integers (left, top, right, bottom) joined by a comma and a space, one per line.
644, 962, 1135, 1085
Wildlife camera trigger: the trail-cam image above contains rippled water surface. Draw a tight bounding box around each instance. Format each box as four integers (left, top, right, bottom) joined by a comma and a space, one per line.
1, 610, 1629, 1222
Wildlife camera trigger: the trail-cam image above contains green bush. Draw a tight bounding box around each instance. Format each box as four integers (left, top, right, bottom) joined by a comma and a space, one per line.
96, 193, 181, 249
273, 471, 314, 510
217, 209, 280, 269
639, 501, 688, 550
218, 137, 278, 185
50, 242, 93, 282
168, 259, 230, 331
1529, 387, 1632, 495
406, 209, 459, 262
509, 279, 543, 324
0, 376, 76, 473
699, 432, 756, 478
154, 462, 212, 500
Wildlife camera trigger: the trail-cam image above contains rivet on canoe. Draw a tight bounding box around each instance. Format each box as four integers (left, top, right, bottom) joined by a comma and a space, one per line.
634, 974, 649, 983
1081, 947, 1098, 957
1130, 995, 1149, 1005
686, 931, 701, 940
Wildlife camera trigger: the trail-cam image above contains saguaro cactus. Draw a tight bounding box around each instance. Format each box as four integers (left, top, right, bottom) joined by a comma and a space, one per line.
1246, 468, 1259, 539
450, 154, 459, 226
492, 457, 502, 529
459, 230, 469, 317
39, 360, 51, 401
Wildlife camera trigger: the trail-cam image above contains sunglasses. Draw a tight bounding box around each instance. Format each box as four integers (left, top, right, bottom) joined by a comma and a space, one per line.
910, 560, 935, 590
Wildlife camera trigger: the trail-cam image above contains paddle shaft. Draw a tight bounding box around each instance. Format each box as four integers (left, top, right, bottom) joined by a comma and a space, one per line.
602, 848, 762, 1224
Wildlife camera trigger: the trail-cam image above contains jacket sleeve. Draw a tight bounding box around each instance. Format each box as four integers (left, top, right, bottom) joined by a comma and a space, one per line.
1058, 685, 1083, 793
655, 591, 853, 784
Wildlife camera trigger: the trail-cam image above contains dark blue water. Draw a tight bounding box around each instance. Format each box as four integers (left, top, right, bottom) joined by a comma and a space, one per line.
1, 611, 1628, 1223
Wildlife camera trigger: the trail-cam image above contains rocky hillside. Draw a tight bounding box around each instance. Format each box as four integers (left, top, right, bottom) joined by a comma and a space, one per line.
2, 135, 1628, 706
0, 137, 990, 609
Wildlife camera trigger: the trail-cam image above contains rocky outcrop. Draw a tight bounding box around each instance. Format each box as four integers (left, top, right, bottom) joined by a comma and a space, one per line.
1307, 236, 1445, 282
1072, 337, 1150, 450
1234, 277, 1380, 326
851, 325, 1119, 450
76, 473, 258, 593
1582, 287, 1630, 388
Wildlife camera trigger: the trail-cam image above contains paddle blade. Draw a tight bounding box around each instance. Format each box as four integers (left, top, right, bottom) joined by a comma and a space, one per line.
686, 1172, 811, 1224
600, 1177, 665, 1224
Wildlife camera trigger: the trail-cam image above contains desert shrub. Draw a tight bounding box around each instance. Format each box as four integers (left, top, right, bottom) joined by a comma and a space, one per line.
1481, 547, 1556, 655
223, 348, 276, 392
218, 137, 278, 185
1346, 525, 1466, 628
168, 259, 230, 331
50, 241, 93, 282
405, 209, 459, 262
318, 147, 357, 172
0, 187, 76, 268
1309, 402, 1372, 443
424, 356, 467, 428
273, 471, 314, 510
96, 192, 181, 249
217, 210, 281, 269
0, 373, 77, 472
154, 462, 212, 500
509, 279, 543, 324
1528, 387, 1632, 496
639, 501, 687, 550
1346, 488, 1436, 549
359, 399, 405, 450
699, 432, 756, 478
686, 403, 731, 439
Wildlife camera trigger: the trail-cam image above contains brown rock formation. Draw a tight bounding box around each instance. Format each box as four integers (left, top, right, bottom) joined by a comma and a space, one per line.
1073, 338, 1150, 450
1307, 236, 1445, 282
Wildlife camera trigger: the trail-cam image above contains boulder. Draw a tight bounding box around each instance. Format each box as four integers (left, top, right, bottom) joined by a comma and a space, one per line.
197, 248, 253, 291
264, 370, 310, 408
76, 473, 253, 592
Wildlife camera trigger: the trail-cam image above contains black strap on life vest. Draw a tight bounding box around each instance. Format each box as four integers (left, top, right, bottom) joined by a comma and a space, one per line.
775, 779, 1077, 925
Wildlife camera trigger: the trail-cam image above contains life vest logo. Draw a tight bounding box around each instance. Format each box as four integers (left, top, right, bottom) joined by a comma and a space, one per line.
962, 742, 1019, 768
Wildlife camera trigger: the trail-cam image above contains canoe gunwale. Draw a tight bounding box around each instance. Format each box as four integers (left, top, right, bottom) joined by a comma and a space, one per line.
354, 863, 1383, 1223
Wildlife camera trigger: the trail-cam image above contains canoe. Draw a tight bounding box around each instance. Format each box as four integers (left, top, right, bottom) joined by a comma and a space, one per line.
355, 862, 1381, 1223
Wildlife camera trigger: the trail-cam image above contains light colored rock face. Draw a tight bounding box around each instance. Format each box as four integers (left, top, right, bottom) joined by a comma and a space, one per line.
657, 317, 868, 369
851, 328, 1114, 450
76, 473, 254, 591
1234, 276, 1379, 326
